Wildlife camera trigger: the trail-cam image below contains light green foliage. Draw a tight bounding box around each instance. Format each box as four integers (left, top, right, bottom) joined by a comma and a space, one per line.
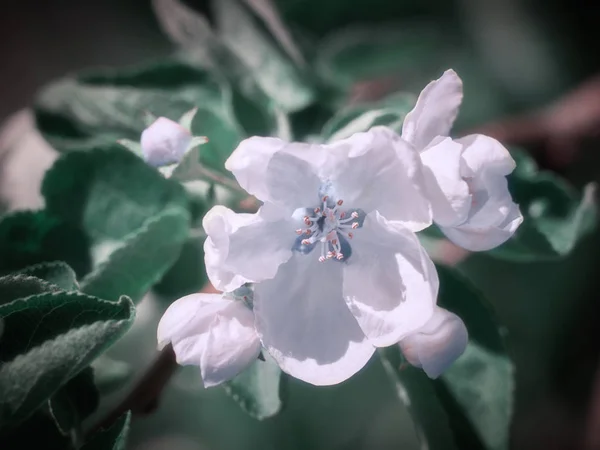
0, 285, 134, 429
490, 149, 597, 261
380, 265, 513, 450
224, 354, 284, 420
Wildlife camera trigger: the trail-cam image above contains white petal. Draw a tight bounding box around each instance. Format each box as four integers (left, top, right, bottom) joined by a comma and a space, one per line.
437, 134, 523, 251
157, 293, 229, 365
225, 136, 287, 202
441, 203, 523, 251
402, 70, 463, 149
254, 254, 375, 386
343, 211, 438, 347
200, 301, 261, 387
265, 147, 323, 211
457, 135, 517, 230
458, 134, 516, 178
324, 127, 432, 231
203, 204, 294, 292
399, 306, 468, 379
225, 137, 322, 208
420, 137, 471, 227
141, 117, 191, 166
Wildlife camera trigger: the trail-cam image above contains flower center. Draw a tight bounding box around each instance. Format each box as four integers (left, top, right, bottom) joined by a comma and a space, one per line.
294, 196, 360, 262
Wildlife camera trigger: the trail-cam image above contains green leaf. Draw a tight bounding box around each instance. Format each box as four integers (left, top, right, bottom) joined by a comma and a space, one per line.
16, 261, 78, 291
435, 264, 514, 450
42, 146, 188, 243
314, 23, 454, 93
321, 93, 416, 142
379, 347, 459, 450
223, 354, 283, 420
34, 59, 228, 153
80, 207, 190, 303
48, 367, 99, 441
154, 235, 208, 299
212, 0, 314, 112
0, 293, 134, 429
41, 146, 191, 302
0, 211, 91, 277
0, 274, 61, 306
81, 411, 131, 450
490, 149, 597, 261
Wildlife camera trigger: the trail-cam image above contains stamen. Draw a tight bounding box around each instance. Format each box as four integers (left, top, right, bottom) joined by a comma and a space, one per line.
295, 198, 359, 262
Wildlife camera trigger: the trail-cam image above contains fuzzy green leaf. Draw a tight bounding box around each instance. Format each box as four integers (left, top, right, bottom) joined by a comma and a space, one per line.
379, 347, 459, 450
223, 354, 283, 420
434, 264, 513, 450
16, 261, 78, 291
80, 207, 190, 303
212, 0, 314, 112
490, 149, 597, 261
48, 367, 99, 440
0, 211, 91, 277
0, 294, 134, 429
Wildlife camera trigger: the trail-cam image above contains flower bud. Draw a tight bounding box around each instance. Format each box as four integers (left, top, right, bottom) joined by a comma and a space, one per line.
399, 306, 468, 378
141, 117, 192, 167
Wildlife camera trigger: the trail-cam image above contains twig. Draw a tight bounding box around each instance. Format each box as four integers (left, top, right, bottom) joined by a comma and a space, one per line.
87, 344, 178, 437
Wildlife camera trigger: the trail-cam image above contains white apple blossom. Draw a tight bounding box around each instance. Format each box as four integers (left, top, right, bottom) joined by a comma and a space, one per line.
398, 306, 468, 378
203, 127, 439, 386
157, 287, 260, 387
402, 70, 523, 251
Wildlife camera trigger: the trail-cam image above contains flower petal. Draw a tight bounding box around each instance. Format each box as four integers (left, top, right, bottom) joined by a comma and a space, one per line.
441, 203, 523, 251
265, 147, 323, 211
141, 117, 191, 166
157, 293, 229, 365
343, 211, 438, 347
201, 301, 261, 387
420, 137, 471, 227
225, 136, 322, 208
402, 70, 463, 149
458, 134, 516, 178
203, 204, 295, 292
325, 127, 432, 231
254, 254, 375, 386
399, 306, 468, 379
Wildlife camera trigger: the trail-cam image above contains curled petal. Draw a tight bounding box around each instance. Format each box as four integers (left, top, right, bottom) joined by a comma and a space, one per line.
458, 134, 516, 178
157, 293, 230, 365
399, 306, 468, 379
157, 294, 261, 387
203, 204, 294, 292
141, 117, 191, 166
420, 137, 471, 227
343, 211, 438, 347
325, 127, 432, 231
254, 254, 375, 386
201, 301, 262, 387
402, 70, 463, 149
441, 203, 523, 251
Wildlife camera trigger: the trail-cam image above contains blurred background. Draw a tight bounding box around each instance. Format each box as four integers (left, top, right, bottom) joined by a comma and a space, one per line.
2, 0, 600, 449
